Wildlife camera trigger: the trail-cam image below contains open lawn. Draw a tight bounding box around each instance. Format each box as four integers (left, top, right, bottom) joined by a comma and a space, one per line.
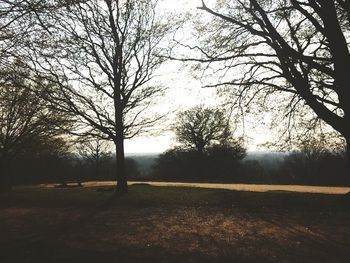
1, 183, 350, 263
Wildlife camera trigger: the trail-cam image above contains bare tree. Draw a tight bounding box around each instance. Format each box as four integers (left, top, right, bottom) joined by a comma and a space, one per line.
30, 0, 171, 193
77, 138, 111, 178
0, 59, 71, 191
0, 0, 60, 63
170, 0, 350, 163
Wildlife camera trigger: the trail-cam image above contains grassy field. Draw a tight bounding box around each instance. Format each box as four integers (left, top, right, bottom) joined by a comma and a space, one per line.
1, 184, 350, 263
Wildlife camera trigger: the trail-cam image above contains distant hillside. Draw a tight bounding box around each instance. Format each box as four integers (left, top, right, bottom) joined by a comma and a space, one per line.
127, 153, 159, 175
243, 151, 287, 173
127, 151, 288, 176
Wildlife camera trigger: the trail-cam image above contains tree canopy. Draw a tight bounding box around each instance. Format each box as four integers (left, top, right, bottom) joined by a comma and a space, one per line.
174, 106, 233, 153
169, 0, 350, 162
154, 106, 246, 180
28, 0, 172, 193
0, 60, 71, 191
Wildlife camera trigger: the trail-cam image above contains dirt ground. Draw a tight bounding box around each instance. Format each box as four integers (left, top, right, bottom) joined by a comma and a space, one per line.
1, 184, 350, 263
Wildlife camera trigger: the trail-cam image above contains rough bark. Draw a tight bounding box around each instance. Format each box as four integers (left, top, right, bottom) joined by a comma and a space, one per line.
115, 140, 128, 194
345, 135, 350, 171
114, 96, 128, 194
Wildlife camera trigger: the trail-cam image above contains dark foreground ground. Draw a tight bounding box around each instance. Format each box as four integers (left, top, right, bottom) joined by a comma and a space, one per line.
0, 183, 350, 263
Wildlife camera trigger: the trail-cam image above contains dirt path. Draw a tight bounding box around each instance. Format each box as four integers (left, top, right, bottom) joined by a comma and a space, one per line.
76, 181, 350, 194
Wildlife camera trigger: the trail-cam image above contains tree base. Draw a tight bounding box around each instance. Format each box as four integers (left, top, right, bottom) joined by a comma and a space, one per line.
115, 181, 128, 195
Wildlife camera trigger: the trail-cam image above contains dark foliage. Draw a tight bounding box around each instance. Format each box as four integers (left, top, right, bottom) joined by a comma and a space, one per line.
151, 148, 349, 186
154, 106, 247, 181
0, 60, 72, 191
278, 151, 349, 186
153, 142, 246, 181
9, 152, 140, 186
174, 106, 232, 153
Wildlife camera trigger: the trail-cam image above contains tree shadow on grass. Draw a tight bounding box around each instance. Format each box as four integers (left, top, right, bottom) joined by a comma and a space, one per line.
1, 192, 119, 261
2, 239, 271, 263
215, 190, 350, 260
2, 187, 350, 263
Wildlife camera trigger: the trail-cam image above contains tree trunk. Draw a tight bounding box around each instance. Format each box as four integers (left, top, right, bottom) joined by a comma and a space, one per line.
115, 139, 128, 194
112, 30, 127, 194
345, 135, 350, 172
114, 96, 128, 194
95, 158, 100, 178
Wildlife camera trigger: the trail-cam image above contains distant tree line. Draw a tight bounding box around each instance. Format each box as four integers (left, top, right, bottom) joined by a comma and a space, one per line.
151, 151, 349, 186
4, 102, 348, 187
8, 147, 348, 187
150, 107, 348, 185
9, 149, 141, 186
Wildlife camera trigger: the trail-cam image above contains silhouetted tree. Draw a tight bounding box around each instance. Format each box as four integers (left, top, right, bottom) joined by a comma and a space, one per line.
280, 136, 348, 185
0, 60, 71, 191
155, 143, 246, 181
10, 137, 72, 185
171, 0, 350, 164
154, 147, 203, 180
174, 106, 233, 153
77, 138, 112, 178
30, 0, 172, 193
0, 0, 68, 63
155, 107, 246, 180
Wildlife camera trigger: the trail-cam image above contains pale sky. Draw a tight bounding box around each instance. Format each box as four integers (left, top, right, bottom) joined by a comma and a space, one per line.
124, 0, 274, 154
